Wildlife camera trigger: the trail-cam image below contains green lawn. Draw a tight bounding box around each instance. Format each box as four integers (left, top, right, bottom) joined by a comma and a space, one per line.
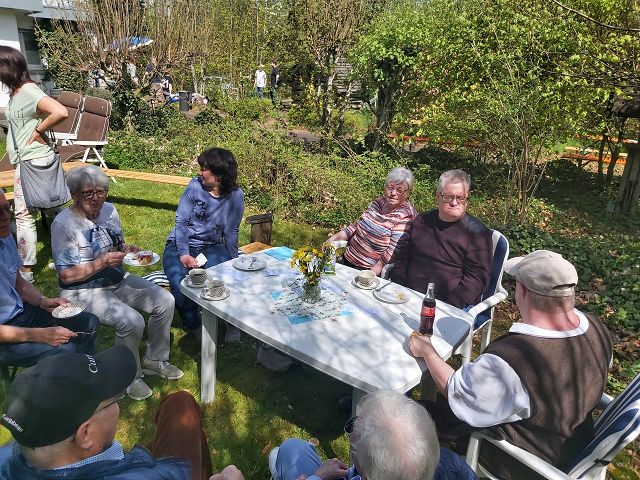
0, 178, 348, 478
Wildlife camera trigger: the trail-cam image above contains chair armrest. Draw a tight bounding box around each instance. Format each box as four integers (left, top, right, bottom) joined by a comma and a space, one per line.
73, 140, 107, 146
466, 286, 508, 319
52, 132, 77, 140
466, 432, 571, 480
381, 262, 395, 279
598, 392, 613, 409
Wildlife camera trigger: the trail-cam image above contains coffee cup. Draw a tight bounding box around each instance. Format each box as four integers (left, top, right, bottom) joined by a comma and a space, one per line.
189, 268, 208, 286
205, 278, 225, 297
356, 270, 376, 287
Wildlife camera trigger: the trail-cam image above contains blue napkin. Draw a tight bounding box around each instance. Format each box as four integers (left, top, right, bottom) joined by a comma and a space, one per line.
265, 246, 295, 261
287, 315, 313, 325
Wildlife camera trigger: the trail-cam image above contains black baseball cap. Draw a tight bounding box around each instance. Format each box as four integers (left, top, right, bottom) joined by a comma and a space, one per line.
1, 345, 136, 448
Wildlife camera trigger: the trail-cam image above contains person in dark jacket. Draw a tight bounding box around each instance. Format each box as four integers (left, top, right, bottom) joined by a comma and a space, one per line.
390, 169, 492, 309
0, 345, 224, 480
269, 390, 478, 480
407, 250, 613, 479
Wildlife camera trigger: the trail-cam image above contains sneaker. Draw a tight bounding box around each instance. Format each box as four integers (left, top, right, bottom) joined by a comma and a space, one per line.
127, 377, 153, 401
224, 324, 242, 343
268, 447, 280, 480
19, 270, 34, 284
142, 358, 184, 380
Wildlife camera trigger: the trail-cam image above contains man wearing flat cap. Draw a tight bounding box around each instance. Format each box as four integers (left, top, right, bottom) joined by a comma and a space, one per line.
407, 250, 613, 479
0, 345, 228, 480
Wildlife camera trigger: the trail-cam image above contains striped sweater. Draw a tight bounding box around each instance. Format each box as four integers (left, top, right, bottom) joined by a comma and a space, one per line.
342, 197, 416, 269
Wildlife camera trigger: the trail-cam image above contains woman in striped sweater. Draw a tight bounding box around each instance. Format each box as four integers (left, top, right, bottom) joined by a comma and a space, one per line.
328, 167, 417, 276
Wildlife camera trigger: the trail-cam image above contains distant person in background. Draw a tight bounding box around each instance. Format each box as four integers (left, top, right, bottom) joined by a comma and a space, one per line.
269, 60, 280, 106
254, 64, 267, 98
161, 68, 174, 103
0, 45, 68, 284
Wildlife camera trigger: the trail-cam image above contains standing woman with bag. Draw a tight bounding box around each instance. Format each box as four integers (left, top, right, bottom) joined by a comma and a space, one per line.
1, 46, 68, 283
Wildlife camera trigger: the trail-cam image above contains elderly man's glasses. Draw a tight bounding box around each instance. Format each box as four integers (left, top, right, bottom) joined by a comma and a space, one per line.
439, 194, 467, 204
344, 415, 358, 438
94, 393, 125, 415
81, 189, 108, 200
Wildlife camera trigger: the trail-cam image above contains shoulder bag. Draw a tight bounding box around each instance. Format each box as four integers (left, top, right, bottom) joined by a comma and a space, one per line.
9, 121, 72, 210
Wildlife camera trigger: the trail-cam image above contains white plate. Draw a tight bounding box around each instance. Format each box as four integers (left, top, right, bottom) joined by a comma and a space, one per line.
372, 285, 410, 304
184, 277, 207, 288
52, 302, 86, 319
200, 287, 230, 301
123, 252, 160, 267
233, 256, 267, 271
351, 277, 380, 290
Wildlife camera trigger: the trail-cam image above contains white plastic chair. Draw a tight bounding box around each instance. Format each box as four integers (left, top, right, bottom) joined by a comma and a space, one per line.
454, 229, 509, 364
465, 373, 640, 479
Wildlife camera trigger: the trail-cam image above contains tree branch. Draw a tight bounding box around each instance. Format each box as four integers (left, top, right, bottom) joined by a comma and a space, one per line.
549, 0, 640, 32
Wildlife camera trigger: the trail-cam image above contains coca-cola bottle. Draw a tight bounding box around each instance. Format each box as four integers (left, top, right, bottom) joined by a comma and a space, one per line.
420, 283, 436, 336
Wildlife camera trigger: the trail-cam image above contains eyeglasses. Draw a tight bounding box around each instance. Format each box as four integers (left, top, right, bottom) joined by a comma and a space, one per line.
81, 189, 108, 200
385, 185, 408, 195
344, 415, 358, 438
439, 194, 468, 204
94, 393, 125, 415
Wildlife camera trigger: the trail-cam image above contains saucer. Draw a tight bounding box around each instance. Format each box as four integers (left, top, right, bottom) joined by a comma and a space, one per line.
233, 256, 267, 271
351, 277, 380, 290
200, 287, 230, 301
123, 252, 160, 266
185, 277, 207, 288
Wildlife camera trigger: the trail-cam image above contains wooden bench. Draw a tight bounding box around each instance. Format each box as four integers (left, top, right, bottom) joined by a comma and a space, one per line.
561, 147, 627, 166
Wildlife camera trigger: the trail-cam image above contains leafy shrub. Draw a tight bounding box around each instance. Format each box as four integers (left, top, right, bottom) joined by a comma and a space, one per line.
221, 97, 272, 121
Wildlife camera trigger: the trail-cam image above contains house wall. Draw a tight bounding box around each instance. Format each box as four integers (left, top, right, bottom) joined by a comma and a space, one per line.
0, 8, 21, 108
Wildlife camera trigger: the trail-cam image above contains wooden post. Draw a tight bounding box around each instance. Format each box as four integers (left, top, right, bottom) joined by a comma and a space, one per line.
613, 144, 640, 214
245, 213, 273, 245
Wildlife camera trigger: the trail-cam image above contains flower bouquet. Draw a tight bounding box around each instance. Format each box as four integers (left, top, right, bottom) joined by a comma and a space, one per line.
291, 243, 335, 303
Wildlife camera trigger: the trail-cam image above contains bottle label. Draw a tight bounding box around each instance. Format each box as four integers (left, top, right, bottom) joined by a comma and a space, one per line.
421, 306, 435, 317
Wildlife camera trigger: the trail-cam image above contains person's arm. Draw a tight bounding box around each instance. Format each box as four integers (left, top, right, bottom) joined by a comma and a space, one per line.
448, 223, 492, 308
378, 204, 416, 268
57, 252, 126, 284
300, 458, 348, 480
408, 332, 455, 396
28, 96, 68, 146
327, 230, 349, 243
174, 180, 198, 268
224, 189, 244, 258
388, 217, 415, 285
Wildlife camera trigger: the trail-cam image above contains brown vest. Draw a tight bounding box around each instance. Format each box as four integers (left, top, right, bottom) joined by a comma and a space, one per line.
484, 312, 612, 468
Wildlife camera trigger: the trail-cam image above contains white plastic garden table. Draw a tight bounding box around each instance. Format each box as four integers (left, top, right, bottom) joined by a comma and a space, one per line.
180, 247, 472, 413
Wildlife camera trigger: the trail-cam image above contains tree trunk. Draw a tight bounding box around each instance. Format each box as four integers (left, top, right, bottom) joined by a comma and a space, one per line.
597, 131, 607, 191
605, 119, 627, 187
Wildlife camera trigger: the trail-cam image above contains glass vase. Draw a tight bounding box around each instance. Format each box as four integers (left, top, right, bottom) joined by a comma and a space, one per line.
301, 279, 322, 304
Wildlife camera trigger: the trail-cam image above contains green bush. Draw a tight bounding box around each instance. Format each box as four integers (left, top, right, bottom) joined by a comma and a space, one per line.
221, 97, 272, 121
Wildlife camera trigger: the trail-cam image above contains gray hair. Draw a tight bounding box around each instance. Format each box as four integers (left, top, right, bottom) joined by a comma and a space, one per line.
436, 169, 470, 194
66, 165, 109, 195
352, 391, 439, 480
386, 167, 414, 192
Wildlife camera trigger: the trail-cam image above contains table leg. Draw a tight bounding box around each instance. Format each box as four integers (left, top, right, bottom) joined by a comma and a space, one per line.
201, 309, 219, 403
351, 387, 367, 417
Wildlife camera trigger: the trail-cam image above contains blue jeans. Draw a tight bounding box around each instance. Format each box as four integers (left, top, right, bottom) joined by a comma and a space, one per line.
274, 439, 327, 480
255, 86, 265, 98
0, 303, 98, 367
163, 241, 233, 331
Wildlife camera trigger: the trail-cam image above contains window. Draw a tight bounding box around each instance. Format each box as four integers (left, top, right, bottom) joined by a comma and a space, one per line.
19, 29, 41, 66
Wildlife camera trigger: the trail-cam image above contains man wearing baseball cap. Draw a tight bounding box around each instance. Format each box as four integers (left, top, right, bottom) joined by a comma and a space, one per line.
407, 250, 613, 479
0, 345, 220, 479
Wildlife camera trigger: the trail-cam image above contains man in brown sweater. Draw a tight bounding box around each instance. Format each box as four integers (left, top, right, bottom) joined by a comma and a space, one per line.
407, 250, 613, 479
390, 169, 492, 308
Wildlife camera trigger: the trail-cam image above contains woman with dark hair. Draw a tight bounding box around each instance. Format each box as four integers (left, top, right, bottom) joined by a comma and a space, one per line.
1, 46, 68, 284
163, 147, 245, 339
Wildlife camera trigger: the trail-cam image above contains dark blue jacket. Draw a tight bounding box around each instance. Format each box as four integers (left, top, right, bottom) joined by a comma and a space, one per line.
0, 443, 190, 479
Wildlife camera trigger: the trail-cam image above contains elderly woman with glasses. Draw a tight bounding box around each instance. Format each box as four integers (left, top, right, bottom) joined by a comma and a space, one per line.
51, 165, 182, 402
327, 167, 416, 277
